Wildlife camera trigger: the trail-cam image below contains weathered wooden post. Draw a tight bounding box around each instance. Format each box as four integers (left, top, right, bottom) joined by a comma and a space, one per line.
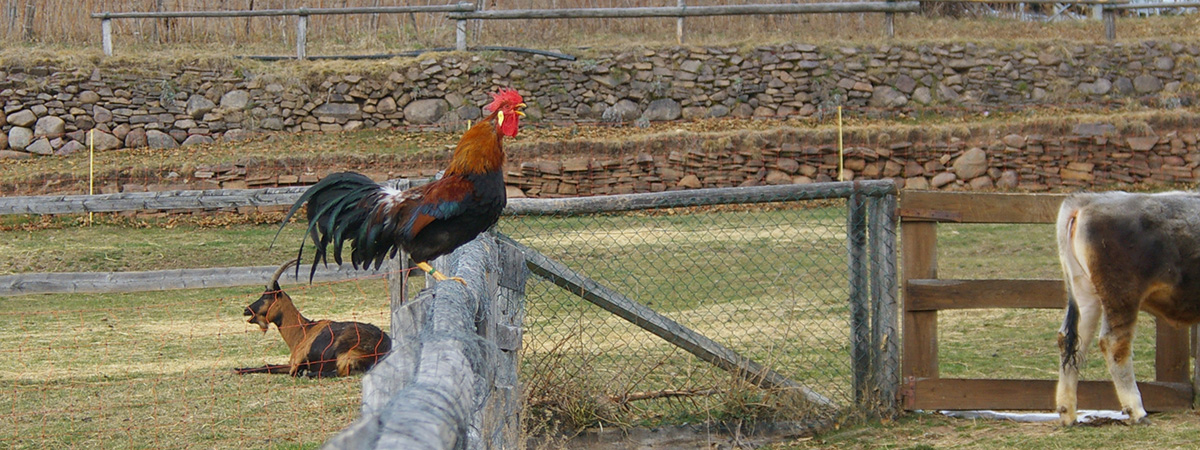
848, 189, 870, 406
885, 0, 895, 39
868, 191, 899, 415
296, 9, 308, 60
1193, 324, 1200, 408
1103, 6, 1116, 41
326, 235, 526, 449
676, 0, 686, 45
455, 18, 467, 51
101, 16, 113, 56
21, 0, 33, 40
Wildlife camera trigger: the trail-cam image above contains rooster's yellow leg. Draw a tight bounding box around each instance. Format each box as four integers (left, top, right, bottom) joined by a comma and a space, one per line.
415, 261, 467, 286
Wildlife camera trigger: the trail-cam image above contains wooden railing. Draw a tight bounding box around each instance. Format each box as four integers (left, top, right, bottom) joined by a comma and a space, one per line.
899, 191, 1195, 411
448, 2, 920, 43
1103, 1, 1200, 40
90, 3, 475, 58
91, 1, 919, 58
75, 0, 1200, 56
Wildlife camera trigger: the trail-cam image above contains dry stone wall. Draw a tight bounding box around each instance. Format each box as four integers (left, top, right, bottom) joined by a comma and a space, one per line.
3, 41, 1199, 158
503, 125, 1200, 197
3, 40, 1200, 196
16, 121, 1199, 200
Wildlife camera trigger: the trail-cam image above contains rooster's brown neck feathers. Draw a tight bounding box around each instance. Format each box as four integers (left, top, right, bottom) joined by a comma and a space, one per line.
444, 111, 505, 176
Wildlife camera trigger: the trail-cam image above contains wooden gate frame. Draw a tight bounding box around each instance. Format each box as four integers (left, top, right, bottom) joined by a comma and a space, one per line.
900, 191, 1195, 411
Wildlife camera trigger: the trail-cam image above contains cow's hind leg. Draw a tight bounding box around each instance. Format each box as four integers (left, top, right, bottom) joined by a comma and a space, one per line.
1098, 310, 1148, 424
1057, 285, 1103, 426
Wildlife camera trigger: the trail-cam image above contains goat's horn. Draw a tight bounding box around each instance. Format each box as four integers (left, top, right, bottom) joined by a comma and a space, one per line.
270, 258, 302, 287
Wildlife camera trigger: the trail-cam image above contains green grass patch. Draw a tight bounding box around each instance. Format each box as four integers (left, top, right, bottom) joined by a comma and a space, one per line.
0, 203, 1182, 446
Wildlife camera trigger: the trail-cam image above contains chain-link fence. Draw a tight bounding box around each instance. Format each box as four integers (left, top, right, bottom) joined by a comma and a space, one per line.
499, 180, 898, 432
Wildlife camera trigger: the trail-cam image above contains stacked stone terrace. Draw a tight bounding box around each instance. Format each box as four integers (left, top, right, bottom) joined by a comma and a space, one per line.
3, 41, 1198, 195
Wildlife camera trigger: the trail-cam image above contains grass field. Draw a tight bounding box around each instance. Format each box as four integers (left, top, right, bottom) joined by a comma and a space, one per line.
0, 197, 1187, 448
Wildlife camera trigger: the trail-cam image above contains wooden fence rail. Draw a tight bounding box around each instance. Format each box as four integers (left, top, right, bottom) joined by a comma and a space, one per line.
91, 1, 919, 56
899, 190, 1195, 412
0, 263, 387, 296
0, 186, 306, 215
446, 1, 919, 41
2, 179, 881, 216
0, 179, 423, 216
1103, 1, 1200, 40
90, 0, 1185, 55
91, 3, 475, 57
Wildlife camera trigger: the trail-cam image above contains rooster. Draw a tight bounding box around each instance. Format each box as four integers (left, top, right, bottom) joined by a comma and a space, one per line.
278, 89, 526, 284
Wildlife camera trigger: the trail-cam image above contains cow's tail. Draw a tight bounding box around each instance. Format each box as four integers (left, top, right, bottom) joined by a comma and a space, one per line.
1056, 200, 1086, 370
1060, 292, 1080, 370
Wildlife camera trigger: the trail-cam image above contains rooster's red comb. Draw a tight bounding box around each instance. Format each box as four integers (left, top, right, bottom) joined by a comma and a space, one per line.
486, 89, 523, 112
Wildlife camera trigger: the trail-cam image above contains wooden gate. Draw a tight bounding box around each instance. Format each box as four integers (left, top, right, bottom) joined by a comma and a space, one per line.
899, 191, 1195, 411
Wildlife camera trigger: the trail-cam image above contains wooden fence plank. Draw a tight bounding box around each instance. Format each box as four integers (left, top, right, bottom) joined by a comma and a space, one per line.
869, 194, 901, 414
900, 191, 1067, 224
905, 279, 1065, 310
848, 194, 871, 404
498, 234, 836, 407
902, 221, 938, 380
0, 179, 428, 216
5, 180, 885, 217
0, 187, 308, 215
448, 2, 919, 20
1156, 319, 1191, 384
909, 378, 1192, 411
92, 3, 473, 19
0, 264, 387, 296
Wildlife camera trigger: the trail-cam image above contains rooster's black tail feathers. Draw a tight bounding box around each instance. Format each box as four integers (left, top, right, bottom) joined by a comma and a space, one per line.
275, 172, 385, 282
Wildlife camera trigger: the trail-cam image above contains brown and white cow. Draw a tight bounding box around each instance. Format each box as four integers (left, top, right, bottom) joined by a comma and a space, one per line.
1056, 191, 1200, 425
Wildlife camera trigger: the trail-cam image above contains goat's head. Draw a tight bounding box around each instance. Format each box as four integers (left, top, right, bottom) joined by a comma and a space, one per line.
244, 259, 300, 333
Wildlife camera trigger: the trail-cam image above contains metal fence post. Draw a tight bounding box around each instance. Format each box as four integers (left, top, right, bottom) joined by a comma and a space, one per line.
101, 17, 112, 56
296, 10, 307, 59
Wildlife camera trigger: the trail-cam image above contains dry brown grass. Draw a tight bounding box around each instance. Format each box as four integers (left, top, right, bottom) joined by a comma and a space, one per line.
6, 1, 1200, 54
1, 277, 393, 449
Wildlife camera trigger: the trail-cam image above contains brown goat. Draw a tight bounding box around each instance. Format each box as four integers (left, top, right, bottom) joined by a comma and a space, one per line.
236, 259, 391, 378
